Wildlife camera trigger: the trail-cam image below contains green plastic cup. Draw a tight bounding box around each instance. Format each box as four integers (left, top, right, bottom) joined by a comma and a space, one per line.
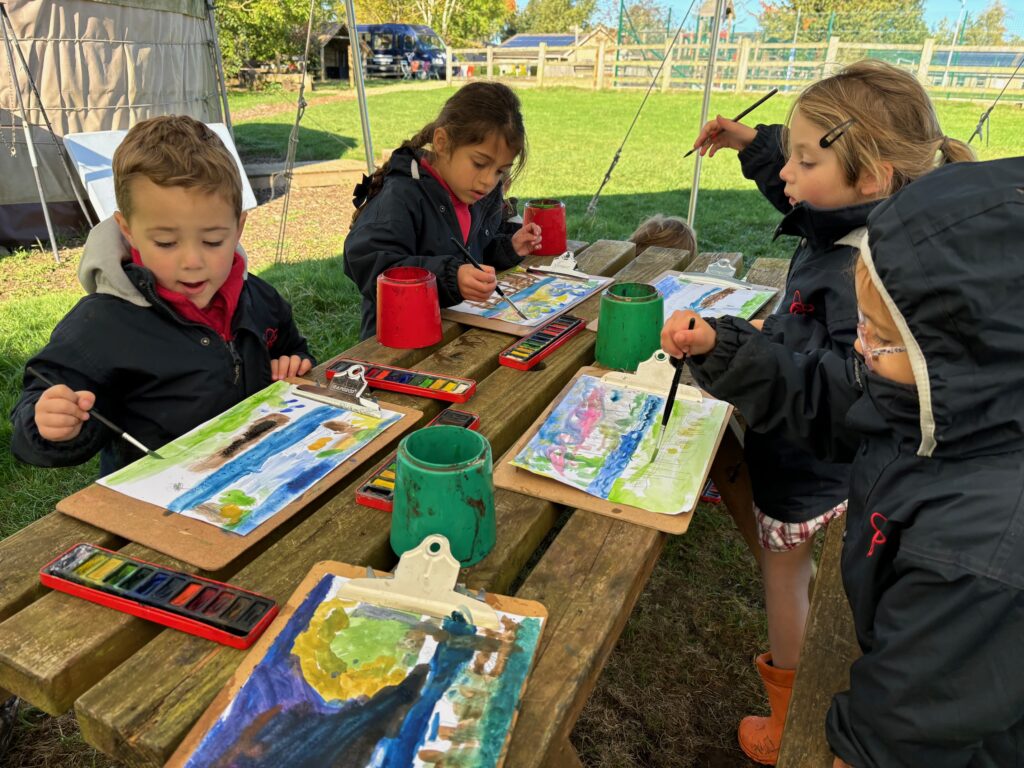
595, 282, 664, 371
390, 425, 496, 567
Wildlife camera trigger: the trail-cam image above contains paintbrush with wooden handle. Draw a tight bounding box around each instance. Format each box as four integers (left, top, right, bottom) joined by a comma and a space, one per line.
27, 366, 165, 460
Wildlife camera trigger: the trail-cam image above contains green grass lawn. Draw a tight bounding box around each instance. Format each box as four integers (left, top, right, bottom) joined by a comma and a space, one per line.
1, 83, 1022, 766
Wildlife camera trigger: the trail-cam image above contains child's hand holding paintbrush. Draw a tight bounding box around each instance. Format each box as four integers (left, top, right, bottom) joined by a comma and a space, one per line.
661, 310, 718, 358
28, 366, 164, 459
687, 88, 778, 159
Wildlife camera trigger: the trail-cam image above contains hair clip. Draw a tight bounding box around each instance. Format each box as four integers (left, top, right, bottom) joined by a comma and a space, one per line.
819, 118, 857, 149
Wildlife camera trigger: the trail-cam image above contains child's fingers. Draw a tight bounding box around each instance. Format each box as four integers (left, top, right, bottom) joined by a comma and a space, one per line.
76, 390, 96, 413
287, 355, 306, 378
298, 358, 313, 376
269, 357, 281, 380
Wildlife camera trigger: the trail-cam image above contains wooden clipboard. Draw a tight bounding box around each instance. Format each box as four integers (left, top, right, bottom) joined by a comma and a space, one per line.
587, 269, 779, 331
442, 265, 612, 336
168, 542, 547, 767
56, 379, 422, 571
493, 360, 733, 535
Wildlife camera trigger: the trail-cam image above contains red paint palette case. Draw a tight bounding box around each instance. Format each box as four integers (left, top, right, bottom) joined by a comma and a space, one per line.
327, 359, 476, 403
498, 315, 585, 371
40, 543, 278, 649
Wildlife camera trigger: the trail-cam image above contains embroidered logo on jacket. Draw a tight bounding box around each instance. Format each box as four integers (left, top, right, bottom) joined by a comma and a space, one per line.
264, 327, 279, 349
867, 512, 888, 557
789, 290, 815, 315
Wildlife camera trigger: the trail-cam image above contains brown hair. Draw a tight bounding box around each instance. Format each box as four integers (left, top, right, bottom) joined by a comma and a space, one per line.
629, 214, 697, 257
351, 81, 527, 224
789, 59, 975, 195
113, 115, 243, 220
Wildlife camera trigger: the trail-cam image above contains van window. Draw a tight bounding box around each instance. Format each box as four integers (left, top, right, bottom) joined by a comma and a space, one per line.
401, 34, 415, 51
371, 32, 395, 50
419, 33, 444, 52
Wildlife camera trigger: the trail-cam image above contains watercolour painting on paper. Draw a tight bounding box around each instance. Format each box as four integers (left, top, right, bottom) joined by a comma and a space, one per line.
447, 266, 611, 327
652, 272, 778, 321
98, 381, 401, 535
180, 571, 544, 768
511, 375, 729, 515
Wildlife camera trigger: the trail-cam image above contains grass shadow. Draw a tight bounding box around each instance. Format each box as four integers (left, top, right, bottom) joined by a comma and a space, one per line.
233, 124, 358, 164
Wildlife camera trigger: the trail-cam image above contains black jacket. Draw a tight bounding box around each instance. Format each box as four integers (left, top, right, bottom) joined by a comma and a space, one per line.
343, 147, 523, 339
690, 156, 1024, 767
11, 244, 313, 477
738, 124, 881, 522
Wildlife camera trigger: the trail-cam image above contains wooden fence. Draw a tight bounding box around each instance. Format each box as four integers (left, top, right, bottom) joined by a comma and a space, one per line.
437, 38, 1024, 99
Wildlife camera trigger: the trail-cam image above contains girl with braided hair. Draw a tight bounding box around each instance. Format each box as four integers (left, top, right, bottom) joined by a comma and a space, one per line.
343, 82, 540, 339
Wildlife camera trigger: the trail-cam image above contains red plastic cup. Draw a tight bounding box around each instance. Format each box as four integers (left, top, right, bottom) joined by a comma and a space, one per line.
376, 266, 443, 349
523, 199, 567, 257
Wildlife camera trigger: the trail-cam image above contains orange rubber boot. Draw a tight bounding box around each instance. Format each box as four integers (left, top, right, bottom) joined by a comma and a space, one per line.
738, 653, 795, 765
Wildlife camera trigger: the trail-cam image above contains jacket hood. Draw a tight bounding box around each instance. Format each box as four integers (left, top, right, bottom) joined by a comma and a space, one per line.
842, 156, 1024, 458
78, 216, 249, 306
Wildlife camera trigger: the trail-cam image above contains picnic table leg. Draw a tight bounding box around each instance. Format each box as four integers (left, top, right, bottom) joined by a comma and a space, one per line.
777, 514, 860, 768
708, 425, 761, 565
541, 737, 585, 768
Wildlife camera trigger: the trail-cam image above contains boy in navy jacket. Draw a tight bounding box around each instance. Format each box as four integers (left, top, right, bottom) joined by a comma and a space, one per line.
11, 115, 314, 476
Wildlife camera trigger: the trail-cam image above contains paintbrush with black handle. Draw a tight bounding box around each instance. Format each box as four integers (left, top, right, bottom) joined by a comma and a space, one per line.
684, 87, 779, 158
27, 366, 165, 460
449, 236, 530, 322
649, 317, 695, 464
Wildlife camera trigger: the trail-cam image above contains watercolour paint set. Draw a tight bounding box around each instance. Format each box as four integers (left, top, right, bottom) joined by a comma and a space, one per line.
40, 543, 278, 648
327, 358, 477, 403
356, 408, 481, 512
498, 314, 585, 370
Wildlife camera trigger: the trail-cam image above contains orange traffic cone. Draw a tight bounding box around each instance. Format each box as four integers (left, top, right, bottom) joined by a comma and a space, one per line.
738, 653, 795, 765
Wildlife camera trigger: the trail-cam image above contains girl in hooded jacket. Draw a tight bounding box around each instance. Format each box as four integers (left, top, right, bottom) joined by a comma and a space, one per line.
665, 155, 1024, 768
343, 81, 542, 340
685, 59, 973, 764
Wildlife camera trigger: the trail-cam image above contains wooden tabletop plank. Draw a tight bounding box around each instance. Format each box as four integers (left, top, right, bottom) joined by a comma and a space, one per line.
0, 514, 122, 625
506, 514, 665, 768
463, 246, 696, 596
0, 543, 194, 715
72, 242, 637, 765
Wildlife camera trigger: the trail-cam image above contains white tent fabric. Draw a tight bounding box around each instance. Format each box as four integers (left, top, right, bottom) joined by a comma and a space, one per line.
0, 0, 224, 243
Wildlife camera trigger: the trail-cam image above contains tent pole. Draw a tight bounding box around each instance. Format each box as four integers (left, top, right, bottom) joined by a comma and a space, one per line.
206, 0, 234, 136
342, 0, 375, 174
1, 3, 94, 227
0, 3, 59, 263
686, 0, 728, 228
274, 0, 318, 264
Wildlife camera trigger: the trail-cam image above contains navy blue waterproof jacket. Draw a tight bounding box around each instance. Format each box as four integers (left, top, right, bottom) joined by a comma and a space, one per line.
689, 156, 1024, 767
737, 124, 881, 523
343, 147, 522, 339
10, 228, 312, 477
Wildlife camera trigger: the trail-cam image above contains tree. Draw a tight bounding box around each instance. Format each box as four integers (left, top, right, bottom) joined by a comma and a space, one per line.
353, 0, 509, 44
215, 0, 342, 74
758, 0, 928, 44
516, 0, 597, 33
960, 0, 1014, 45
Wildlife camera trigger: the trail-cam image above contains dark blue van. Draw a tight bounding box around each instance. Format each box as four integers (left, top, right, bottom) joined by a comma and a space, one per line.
358, 24, 458, 79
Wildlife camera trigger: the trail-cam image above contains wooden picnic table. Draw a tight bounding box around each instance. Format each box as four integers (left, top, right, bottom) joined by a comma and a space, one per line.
0, 244, 789, 767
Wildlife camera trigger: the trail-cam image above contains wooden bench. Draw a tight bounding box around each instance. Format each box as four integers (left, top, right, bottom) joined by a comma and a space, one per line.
777, 515, 860, 768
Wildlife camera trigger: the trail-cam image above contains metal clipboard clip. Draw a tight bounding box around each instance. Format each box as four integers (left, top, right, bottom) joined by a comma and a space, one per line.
526, 251, 593, 281
600, 350, 704, 403
336, 535, 501, 630
292, 364, 383, 417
